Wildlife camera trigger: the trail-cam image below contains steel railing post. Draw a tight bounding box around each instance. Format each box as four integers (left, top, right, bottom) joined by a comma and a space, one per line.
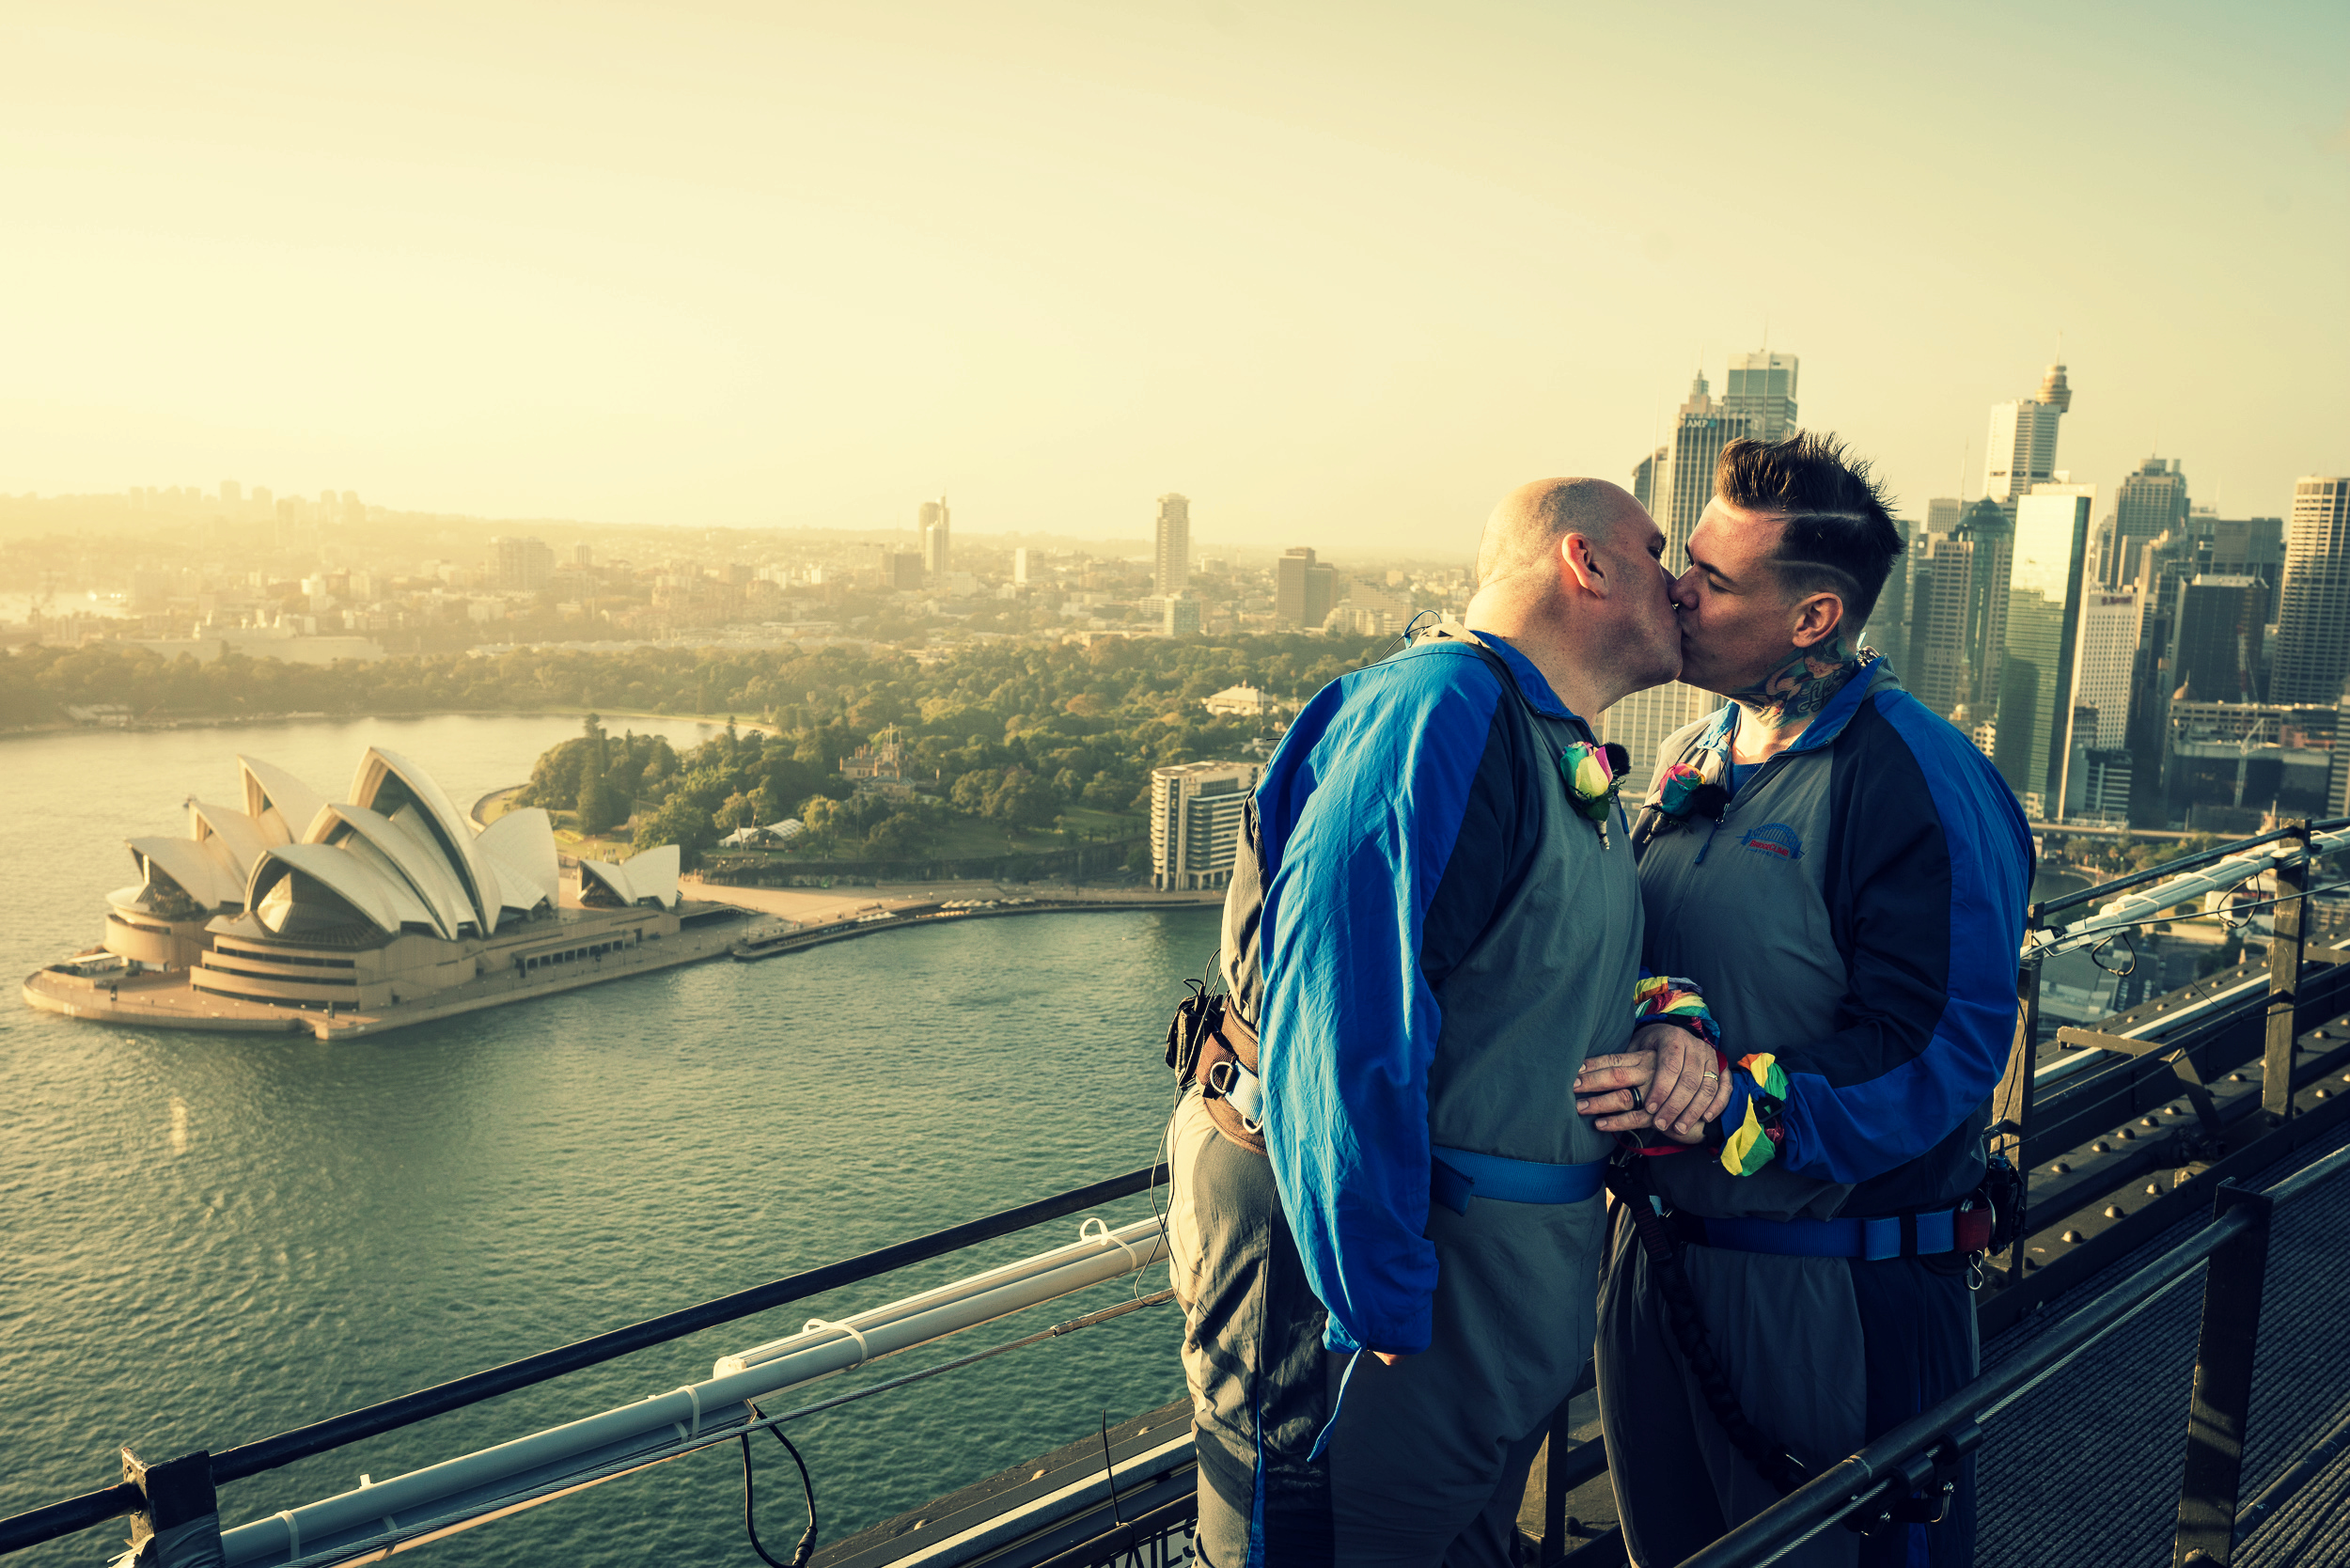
1994, 950, 2041, 1281
2170, 1182, 2276, 1567
118, 1449, 222, 1568
2261, 821, 2309, 1123
1538, 1395, 1575, 1563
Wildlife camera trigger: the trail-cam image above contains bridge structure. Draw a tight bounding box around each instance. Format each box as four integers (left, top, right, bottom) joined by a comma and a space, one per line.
5, 818, 2349, 1568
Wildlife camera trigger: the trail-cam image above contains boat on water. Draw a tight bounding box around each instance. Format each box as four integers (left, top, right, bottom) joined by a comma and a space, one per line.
20, 745, 748, 1040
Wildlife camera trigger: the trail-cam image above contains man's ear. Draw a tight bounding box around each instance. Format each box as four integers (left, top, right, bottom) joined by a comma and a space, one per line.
1790, 591, 1844, 650
1560, 531, 1607, 597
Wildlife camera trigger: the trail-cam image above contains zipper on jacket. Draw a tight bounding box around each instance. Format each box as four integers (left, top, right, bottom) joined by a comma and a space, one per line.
1692, 745, 1798, 865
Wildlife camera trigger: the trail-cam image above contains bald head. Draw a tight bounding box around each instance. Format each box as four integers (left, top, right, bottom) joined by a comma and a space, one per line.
1475, 478, 1647, 592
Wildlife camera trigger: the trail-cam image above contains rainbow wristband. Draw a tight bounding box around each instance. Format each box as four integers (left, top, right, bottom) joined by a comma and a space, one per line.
1632, 973, 1721, 1047
1719, 1053, 1791, 1177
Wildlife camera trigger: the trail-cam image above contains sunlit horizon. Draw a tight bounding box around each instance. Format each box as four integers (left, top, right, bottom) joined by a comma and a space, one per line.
6, 1, 2345, 551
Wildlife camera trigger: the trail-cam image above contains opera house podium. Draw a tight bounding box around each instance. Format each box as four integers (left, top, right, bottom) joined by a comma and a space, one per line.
24, 746, 744, 1039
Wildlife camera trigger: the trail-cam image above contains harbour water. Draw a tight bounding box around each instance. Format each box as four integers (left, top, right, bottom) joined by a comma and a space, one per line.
0, 714, 1209, 1565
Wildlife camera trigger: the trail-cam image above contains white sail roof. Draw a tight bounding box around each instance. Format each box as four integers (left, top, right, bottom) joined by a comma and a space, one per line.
304, 801, 474, 940
187, 800, 273, 879
245, 842, 433, 936
237, 757, 329, 848
578, 844, 681, 910
349, 746, 503, 934
478, 808, 561, 913
128, 835, 245, 911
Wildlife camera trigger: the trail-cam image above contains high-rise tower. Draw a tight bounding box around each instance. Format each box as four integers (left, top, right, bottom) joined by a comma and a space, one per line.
2270, 478, 2350, 704
1984, 363, 2071, 509
1603, 370, 1750, 769
1154, 494, 1191, 598
2000, 483, 2097, 809
918, 497, 951, 576
1956, 497, 2015, 713
1721, 351, 1799, 443
2104, 458, 2191, 589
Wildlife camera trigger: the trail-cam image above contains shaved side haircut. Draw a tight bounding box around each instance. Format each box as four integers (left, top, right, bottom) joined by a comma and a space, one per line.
1475, 478, 1635, 592
1715, 433, 1904, 627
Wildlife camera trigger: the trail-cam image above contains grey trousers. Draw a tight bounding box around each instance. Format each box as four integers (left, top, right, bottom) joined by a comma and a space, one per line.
1594, 1203, 1980, 1568
1168, 1090, 1603, 1567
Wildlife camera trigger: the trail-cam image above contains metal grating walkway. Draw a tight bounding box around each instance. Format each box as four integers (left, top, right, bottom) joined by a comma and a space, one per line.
1976, 1124, 2350, 1567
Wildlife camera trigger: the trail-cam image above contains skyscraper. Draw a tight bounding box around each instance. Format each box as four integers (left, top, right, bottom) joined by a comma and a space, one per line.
1907, 531, 1976, 722
2063, 588, 2143, 818
1999, 483, 2097, 808
1955, 497, 2014, 713
493, 537, 555, 593
1721, 351, 1798, 442
1154, 494, 1191, 598
918, 497, 951, 576
1277, 547, 1339, 630
1603, 370, 1749, 768
1012, 547, 1030, 587
2270, 477, 2350, 704
1631, 447, 1665, 515
1865, 516, 1913, 671
1983, 362, 2071, 508
2108, 458, 2191, 589
2170, 576, 2264, 703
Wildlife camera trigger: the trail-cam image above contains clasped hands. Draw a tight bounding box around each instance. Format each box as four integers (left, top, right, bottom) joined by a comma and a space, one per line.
1574, 1022, 1731, 1143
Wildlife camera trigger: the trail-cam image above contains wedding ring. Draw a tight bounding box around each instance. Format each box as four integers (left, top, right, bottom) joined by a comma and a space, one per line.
1630, 1085, 1645, 1109
1701, 1071, 1719, 1084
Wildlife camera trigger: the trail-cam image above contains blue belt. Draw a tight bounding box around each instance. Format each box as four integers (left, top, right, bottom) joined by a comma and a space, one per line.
1682, 1207, 1960, 1261
1430, 1146, 1608, 1215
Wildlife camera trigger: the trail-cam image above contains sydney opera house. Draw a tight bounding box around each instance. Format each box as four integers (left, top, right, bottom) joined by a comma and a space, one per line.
25, 745, 735, 1036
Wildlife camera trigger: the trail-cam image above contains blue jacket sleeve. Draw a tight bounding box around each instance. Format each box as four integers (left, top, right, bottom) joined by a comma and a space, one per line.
1724, 696, 2033, 1184
1255, 651, 1501, 1355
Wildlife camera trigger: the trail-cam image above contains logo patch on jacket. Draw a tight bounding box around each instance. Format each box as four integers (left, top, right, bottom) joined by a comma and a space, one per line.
1739, 823, 1804, 860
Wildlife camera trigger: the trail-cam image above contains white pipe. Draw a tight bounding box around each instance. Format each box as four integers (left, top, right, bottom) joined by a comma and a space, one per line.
216, 1215, 1168, 1567
2026, 826, 2349, 964
2024, 825, 2348, 1089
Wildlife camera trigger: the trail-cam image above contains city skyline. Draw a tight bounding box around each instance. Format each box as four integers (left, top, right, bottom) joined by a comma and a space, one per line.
4, 3, 2343, 552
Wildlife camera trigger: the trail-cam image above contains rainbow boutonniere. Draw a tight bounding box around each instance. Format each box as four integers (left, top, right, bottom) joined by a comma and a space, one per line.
1559, 740, 1631, 844
1651, 746, 1730, 826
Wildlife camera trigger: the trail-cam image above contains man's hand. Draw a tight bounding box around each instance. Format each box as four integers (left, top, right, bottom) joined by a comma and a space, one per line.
1574, 1024, 1731, 1142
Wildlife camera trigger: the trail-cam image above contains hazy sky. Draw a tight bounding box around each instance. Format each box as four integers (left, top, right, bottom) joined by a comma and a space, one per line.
5, 1, 2344, 554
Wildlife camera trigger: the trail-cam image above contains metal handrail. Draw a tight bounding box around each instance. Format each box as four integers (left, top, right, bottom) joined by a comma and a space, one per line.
0, 1164, 1167, 1556
6, 814, 2345, 1559
1673, 1138, 2350, 1568
2030, 815, 2347, 918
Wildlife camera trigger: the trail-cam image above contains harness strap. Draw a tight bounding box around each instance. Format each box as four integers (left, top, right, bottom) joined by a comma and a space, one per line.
1675, 1206, 1976, 1260
1429, 1147, 1607, 1215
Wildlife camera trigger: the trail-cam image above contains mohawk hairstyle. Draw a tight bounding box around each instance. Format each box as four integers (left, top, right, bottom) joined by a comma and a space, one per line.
1714, 432, 1904, 633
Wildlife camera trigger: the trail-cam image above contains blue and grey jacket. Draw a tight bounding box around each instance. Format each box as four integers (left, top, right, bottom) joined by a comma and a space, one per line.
1220, 628, 1641, 1356
1637, 657, 2035, 1222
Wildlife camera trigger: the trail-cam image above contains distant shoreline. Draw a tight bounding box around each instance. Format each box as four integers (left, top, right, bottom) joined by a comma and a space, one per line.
0, 706, 776, 743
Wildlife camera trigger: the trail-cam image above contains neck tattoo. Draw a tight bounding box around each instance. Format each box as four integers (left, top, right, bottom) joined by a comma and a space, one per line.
1727, 637, 1866, 733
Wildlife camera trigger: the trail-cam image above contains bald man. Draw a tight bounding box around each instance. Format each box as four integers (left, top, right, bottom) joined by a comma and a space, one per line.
1166, 480, 1683, 1566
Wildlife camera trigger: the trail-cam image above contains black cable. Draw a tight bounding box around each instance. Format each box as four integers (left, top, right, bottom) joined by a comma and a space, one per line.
741, 1399, 817, 1568
1099, 1410, 1126, 1528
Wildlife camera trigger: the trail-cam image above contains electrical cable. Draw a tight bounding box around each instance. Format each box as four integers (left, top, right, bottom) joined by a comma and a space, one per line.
726, 1276, 1181, 1564
740, 1398, 817, 1568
